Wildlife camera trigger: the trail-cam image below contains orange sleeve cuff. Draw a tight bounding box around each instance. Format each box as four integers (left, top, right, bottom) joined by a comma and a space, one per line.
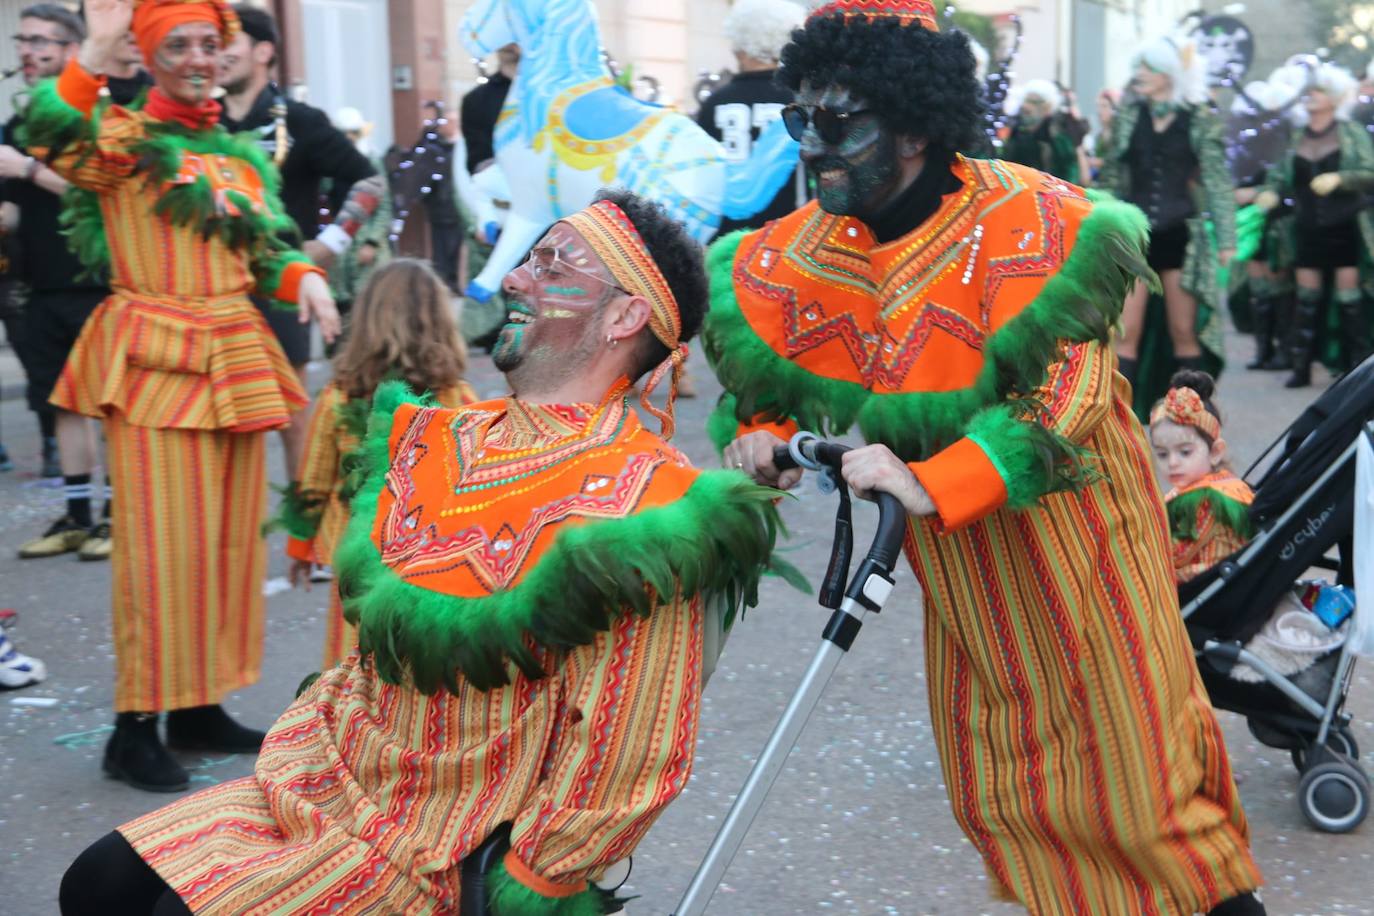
56, 59, 106, 117
501, 849, 584, 899
909, 437, 1008, 532
741, 415, 798, 442
286, 536, 315, 563
275, 259, 325, 304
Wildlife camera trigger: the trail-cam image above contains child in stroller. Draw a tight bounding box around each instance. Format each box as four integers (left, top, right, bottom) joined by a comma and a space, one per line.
1150, 370, 1256, 585
1173, 356, 1374, 832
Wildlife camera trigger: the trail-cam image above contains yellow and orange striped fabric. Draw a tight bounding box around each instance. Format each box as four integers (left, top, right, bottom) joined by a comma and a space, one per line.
288, 382, 478, 668
119, 399, 707, 913
105, 413, 268, 711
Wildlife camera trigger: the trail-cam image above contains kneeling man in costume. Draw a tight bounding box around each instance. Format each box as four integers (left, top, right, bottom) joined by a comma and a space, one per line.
59, 191, 788, 916
707, 2, 1265, 914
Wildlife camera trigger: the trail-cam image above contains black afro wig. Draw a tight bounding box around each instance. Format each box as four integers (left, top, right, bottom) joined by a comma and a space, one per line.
778, 16, 985, 156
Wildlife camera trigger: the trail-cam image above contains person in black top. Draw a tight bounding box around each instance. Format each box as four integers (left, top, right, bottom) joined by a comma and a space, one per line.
425, 109, 465, 293
459, 43, 518, 175
695, 0, 806, 236
218, 4, 379, 477
1, 4, 129, 561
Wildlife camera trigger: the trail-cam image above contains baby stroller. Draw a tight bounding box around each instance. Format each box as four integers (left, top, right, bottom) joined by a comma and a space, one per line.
1180, 354, 1374, 832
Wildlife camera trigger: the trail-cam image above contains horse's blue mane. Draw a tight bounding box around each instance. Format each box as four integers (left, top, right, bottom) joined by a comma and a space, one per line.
503, 0, 610, 144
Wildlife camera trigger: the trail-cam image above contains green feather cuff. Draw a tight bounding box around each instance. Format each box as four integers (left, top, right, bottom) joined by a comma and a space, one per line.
335, 381, 792, 694
704, 192, 1155, 472
262, 481, 327, 540
964, 406, 1101, 509
486, 859, 623, 916
1167, 487, 1254, 542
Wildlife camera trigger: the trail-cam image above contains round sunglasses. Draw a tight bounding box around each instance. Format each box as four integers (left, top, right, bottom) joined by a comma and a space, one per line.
780, 104, 874, 144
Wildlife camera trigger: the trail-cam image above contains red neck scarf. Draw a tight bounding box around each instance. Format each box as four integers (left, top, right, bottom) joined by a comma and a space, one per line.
144, 88, 222, 130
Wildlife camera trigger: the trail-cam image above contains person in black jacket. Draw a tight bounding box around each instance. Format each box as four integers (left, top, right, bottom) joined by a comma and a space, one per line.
218, 4, 380, 476
459, 43, 518, 175
695, 0, 806, 236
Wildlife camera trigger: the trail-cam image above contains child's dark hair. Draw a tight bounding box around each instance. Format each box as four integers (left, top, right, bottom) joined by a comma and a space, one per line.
1167, 368, 1222, 445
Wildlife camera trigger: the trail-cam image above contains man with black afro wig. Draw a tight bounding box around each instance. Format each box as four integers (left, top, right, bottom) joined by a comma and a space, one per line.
704, 2, 1266, 914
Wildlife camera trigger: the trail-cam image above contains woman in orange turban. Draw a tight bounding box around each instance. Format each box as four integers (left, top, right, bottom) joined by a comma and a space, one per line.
23, 0, 339, 793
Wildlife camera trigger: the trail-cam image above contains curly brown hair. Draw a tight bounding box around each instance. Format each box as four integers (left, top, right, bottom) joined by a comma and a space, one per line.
332, 258, 468, 401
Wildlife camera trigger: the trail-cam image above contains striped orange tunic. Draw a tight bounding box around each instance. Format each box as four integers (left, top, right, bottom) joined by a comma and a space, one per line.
285, 381, 478, 668
706, 158, 1261, 914
117, 392, 761, 913
1165, 471, 1255, 584
28, 61, 316, 712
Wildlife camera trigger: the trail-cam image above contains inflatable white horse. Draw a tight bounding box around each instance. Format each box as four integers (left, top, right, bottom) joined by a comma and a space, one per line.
460, 0, 800, 301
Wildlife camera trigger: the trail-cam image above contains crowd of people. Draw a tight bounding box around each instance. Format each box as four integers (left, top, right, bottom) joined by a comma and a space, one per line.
0, 0, 1369, 913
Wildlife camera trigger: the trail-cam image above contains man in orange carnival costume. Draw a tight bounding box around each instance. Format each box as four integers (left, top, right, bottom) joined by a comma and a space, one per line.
58, 190, 791, 916
707, 2, 1266, 913
24, 0, 338, 793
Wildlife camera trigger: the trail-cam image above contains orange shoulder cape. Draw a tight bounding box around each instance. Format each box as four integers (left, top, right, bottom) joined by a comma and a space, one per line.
1165, 471, 1255, 542
703, 156, 1152, 463
334, 382, 787, 694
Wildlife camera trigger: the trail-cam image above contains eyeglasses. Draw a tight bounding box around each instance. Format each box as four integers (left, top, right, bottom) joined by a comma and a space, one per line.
781, 104, 873, 144
12, 35, 72, 51
522, 246, 629, 294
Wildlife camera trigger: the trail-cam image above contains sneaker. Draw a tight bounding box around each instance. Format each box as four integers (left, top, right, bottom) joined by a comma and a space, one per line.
40, 436, 60, 479
0, 625, 47, 689
77, 521, 113, 562
0, 443, 13, 472
309, 564, 333, 583
18, 515, 90, 559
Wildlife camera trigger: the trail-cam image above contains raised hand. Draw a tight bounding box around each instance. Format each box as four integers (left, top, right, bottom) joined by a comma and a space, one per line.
80, 0, 134, 72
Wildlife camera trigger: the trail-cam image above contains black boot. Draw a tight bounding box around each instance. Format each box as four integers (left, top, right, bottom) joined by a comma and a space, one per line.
1117, 356, 1139, 390
1245, 293, 1276, 370
1284, 288, 1323, 389
1206, 891, 1267, 915
165, 704, 266, 754
1262, 286, 1294, 370
1335, 289, 1372, 369
1175, 354, 1208, 373
103, 712, 190, 792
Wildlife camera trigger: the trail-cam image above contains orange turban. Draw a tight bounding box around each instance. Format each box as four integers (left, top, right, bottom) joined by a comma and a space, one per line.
132, 0, 240, 61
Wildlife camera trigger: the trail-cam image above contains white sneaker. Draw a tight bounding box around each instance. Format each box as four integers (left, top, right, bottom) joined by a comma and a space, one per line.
310, 565, 334, 583
0, 625, 47, 689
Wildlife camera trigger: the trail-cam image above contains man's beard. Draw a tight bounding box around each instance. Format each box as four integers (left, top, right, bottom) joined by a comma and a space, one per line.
221, 75, 252, 97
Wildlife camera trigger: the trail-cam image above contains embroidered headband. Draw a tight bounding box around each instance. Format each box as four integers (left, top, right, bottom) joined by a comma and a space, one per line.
1150, 386, 1221, 441
560, 200, 689, 440
807, 0, 939, 31
133, 0, 240, 61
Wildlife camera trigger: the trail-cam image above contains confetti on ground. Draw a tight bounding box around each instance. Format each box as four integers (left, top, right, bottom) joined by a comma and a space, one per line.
9, 696, 58, 707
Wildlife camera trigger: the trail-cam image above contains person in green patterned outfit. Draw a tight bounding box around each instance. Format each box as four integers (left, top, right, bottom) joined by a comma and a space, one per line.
1097, 34, 1236, 419
1256, 61, 1374, 387
1002, 79, 1081, 184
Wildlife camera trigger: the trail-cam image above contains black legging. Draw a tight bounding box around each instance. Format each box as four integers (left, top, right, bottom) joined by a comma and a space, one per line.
60, 831, 192, 915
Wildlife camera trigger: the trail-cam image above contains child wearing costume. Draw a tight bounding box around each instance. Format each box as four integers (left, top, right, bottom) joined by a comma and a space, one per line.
275, 259, 477, 668
1150, 370, 1254, 583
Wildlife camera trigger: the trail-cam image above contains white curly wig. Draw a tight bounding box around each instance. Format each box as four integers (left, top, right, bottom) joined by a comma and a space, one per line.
724, 0, 806, 63
1310, 62, 1358, 118
1132, 34, 1209, 106
1006, 78, 1063, 116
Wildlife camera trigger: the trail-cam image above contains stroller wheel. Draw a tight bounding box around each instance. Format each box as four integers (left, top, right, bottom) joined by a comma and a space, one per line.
1291, 727, 1361, 773
1298, 759, 1370, 833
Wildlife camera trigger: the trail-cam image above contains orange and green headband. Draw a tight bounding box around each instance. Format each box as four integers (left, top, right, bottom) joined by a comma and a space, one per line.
560, 200, 689, 440
1150, 386, 1221, 441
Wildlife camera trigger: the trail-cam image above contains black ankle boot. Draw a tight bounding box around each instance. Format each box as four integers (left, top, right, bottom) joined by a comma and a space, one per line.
1206, 891, 1267, 915
103, 712, 190, 792
1284, 290, 1323, 388
165, 704, 266, 754
1117, 356, 1138, 390
1336, 292, 1372, 369
1246, 294, 1276, 370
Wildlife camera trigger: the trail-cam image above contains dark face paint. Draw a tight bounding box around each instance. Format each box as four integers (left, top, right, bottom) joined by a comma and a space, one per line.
494, 223, 615, 392
795, 82, 903, 220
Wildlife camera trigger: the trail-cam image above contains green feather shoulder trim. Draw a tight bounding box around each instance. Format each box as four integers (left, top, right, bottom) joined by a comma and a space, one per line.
1167, 486, 1254, 542
335, 381, 792, 694
703, 231, 870, 445
262, 481, 327, 540
487, 859, 623, 916
859, 191, 1154, 461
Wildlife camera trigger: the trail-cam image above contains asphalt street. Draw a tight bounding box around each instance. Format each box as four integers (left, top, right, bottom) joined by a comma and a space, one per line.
0, 327, 1370, 915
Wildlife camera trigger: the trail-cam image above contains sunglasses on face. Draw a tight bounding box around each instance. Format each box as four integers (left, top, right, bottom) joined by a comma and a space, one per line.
781, 104, 873, 144
12, 34, 71, 52
522, 247, 629, 295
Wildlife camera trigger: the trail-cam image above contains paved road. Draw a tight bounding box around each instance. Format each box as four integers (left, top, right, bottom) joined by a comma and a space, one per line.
1, 328, 1370, 914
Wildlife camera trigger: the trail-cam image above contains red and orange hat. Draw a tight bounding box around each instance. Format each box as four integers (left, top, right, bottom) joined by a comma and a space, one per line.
807, 0, 939, 31
132, 0, 240, 61
1150, 385, 1221, 441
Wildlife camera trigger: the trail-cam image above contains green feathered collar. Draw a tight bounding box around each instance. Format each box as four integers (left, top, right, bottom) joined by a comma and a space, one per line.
334, 382, 798, 694
1167, 484, 1255, 542
704, 189, 1155, 464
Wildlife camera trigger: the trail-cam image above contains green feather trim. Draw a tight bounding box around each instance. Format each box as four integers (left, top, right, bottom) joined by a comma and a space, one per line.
59, 187, 110, 283
965, 406, 1101, 509
1167, 487, 1254, 542
707, 392, 744, 452
486, 859, 624, 916
702, 231, 870, 443
336, 380, 793, 694
261, 481, 327, 539
703, 192, 1156, 472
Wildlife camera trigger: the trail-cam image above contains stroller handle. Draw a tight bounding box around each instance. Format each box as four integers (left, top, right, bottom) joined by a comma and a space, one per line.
772, 433, 907, 573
